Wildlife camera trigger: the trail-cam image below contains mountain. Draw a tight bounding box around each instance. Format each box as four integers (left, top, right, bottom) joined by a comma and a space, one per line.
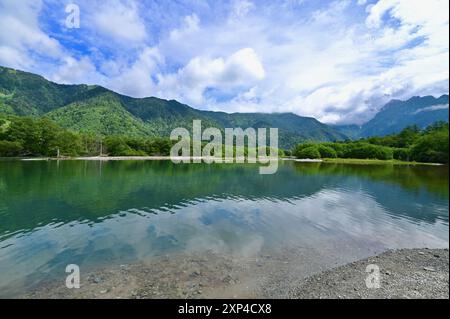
330, 124, 362, 140
360, 95, 449, 137
334, 95, 449, 139
0, 66, 347, 149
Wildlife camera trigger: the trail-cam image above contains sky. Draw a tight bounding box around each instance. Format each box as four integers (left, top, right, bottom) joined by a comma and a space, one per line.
0, 0, 448, 124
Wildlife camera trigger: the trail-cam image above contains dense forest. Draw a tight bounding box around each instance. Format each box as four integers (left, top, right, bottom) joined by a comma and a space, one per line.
293, 121, 449, 164
0, 66, 348, 150
0, 115, 174, 157
0, 115, 282, 158
1, 114, 448, 163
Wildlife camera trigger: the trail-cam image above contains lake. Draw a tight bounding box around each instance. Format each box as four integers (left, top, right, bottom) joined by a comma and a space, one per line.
0, 160, 448, 297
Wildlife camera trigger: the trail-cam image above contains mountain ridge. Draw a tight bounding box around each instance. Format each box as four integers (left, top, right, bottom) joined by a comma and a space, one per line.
0, 65, 347, 148
1, 65, 448, 147
357, 94, 448, 138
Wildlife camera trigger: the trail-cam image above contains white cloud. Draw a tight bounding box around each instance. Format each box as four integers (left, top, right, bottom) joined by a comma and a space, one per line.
413, 104, 449, 114
52, 56, 102, 85
108, 47, 163, 97
0, 0, 63, 69
0, 0, 448, 125
169, 14, 200, 41
91, 0, 147, 42
154, 48, 265, 105
231, 0, 255, 19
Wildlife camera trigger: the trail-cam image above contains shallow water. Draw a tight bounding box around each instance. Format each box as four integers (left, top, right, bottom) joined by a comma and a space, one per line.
0, 160, 448, 297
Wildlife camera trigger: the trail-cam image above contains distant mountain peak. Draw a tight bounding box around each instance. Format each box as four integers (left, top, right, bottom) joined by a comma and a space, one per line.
359, 94, 449, 137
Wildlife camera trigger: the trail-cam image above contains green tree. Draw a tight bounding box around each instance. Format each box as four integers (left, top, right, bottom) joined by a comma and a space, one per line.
295, 146, 321, 159
0, 140, 23, 156
410, 129, 449, 163
317, 145, 337, 158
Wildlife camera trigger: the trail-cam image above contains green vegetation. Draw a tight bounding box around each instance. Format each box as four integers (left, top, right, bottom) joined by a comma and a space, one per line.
0, 115, 174, 157
0, 66, 347, 149
0, 115, 284, 158
295, 145, 321, 159
103, 136, 173, 156
1, 114, 446, 164
293, 122, 449, 164
322, 159, 436, 165
1, 66, 448, 158
0, 116, 83, 156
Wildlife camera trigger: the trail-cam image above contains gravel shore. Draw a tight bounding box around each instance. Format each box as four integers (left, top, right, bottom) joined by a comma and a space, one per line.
19, 248, 449, 299
292, 248, 449, 299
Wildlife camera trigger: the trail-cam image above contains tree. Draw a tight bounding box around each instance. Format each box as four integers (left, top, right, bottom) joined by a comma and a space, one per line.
0, 140, 23, 156
295, 146, 321, 159
393, 148, 410, 161
317, 145, 337, 158
344, 143, 393, 160
410, 129, 449, 163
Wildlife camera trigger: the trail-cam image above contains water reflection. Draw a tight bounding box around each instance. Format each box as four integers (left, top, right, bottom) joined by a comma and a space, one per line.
0, 160, 448, 296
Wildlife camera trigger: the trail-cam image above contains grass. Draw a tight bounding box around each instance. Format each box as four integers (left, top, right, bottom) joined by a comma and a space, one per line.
321, 158, 441, 166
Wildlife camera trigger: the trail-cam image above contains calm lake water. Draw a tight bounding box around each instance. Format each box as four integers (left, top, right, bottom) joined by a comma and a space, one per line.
0, 160, 448, 297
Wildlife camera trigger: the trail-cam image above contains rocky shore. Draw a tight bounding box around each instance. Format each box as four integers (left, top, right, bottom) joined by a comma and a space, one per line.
292, 248, 449, 299
20, 248, 449, 299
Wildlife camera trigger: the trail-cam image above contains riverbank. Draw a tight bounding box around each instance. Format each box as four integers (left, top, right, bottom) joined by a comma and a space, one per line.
19, 156, 280, 162
322, 158, 443, 166
13, 156, 441, 166
20, 248, 448, 299
292, 248, 449, 299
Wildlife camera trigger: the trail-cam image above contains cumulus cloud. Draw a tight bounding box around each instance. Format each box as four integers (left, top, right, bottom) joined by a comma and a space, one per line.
0, 0, 448, 124
90, 0, 147, 43
0, 0, 63, 69
52, 56, 100, 84
154, 48, 265, 105
108, 47, 163, 97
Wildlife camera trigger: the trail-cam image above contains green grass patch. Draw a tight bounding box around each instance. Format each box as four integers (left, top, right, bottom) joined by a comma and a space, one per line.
322, 158, 440, 166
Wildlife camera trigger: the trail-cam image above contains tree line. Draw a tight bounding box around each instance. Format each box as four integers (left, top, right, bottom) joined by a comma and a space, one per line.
0, 116, 174, 157
292, 121, 449, 164
1, 115, 448, 163
0, 115, 284, 158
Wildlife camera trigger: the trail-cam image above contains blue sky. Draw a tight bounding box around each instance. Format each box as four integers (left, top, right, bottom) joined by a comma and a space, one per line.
0, 0, 448, 124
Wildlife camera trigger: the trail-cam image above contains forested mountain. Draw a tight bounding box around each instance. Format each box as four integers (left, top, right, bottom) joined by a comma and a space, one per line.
0, 66, 347, 149
334, 95, 449, 139
2, 66, 448, 147
360, 95, 449, 137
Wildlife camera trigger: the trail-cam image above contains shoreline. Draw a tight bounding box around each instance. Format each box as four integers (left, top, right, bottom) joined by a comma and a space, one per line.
17, 248, 449, 299
18, 156, 298, 162
292, 248, 449, 299
10, 156, 443, 165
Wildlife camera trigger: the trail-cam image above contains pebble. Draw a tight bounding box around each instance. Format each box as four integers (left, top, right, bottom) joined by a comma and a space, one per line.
190, 270, 201, 277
